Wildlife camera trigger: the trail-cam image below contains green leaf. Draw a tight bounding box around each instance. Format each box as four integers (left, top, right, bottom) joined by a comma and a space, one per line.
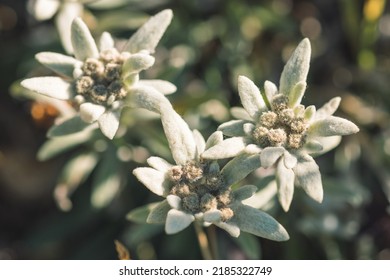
237, 75, 266, 119
48, 116, 96, 137
37, 130, 94, 161
54, 152, 99, 211
276, 159, 295, 212
293, 154, 323, 203
126, 202, 161, 223
232, 232, 262, 259
147, 200, 171, 224
218, 120, 247, 137
221, 153, 260, 187
231, 203, 290, 241
288, 81, 306, 108
279, 38, 311, 97
21, 77, 72, 100
202, 137, 248, 160
35, 52, 79, 78
308, 116, 359, 137
91, 146, 122, 208
233, 185, 257, 201
133, 167, 169, 197
165, 209, 194, 234
124, 9, 173, 54
71, 17, 99, 61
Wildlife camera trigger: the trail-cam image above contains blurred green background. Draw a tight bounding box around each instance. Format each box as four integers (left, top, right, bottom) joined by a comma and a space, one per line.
1, 0, 390, 259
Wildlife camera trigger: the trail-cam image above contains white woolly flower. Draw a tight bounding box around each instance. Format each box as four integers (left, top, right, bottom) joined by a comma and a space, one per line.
21, 10, 176, 139
202, 38, 359, 212
132, 106, 289, 241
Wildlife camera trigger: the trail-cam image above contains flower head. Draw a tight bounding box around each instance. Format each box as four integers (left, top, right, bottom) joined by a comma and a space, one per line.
202, 38, 359, 211
21, 10, 176, 139
133, 106, 289, 241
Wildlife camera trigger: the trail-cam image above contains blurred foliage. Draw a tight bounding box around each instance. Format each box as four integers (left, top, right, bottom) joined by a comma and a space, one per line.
1, 0, 390, 260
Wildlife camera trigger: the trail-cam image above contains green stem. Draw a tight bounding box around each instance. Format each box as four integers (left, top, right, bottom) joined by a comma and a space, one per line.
207, 225, 219, 259
194, 223, 213, 260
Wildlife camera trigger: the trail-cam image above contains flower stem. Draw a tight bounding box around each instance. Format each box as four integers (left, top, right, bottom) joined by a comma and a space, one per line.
194, 223, 213, 260
207, 225, 219, 259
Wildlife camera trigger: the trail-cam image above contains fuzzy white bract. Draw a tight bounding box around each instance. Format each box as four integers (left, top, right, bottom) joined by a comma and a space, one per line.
132, 105, 289, 241
21, 10, 176, 139
202, 39, 359, 211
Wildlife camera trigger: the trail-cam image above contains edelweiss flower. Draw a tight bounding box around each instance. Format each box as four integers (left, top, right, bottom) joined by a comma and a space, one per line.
133, 106, 289, 241
202, 38, 359, 211
21, 10, 176, 139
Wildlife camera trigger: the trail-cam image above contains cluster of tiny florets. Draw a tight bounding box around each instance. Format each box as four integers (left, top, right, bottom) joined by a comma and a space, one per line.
168, 162, 233, 221
252, 94, 308, 150
74, 48, 131, 107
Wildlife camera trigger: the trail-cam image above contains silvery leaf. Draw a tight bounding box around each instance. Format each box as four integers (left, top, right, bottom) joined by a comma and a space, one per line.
99, 32, 115, 51
160, 107, 197, 165
221, 153, 260, 187
56, 2, 83, 54
260, 147, 285, 168
309, 136, 341, 156
276, 160, 295, 212
48, 115, 96, 137
29, 0, 59, 20
204, 131, 223, 150
91, 148, 121, 208
165, 209, 194, 234
71, 17, 99, 61
126, 202, 161, 223
264, 80, 278, 106
21, 77, 72, 100
231, 203, 290, 241
133, 167, 169, 197
288, 81, 306, 108
215, 222, 240, 237
279, 38, 311, 97
97, 109, 121, 139
304, 105, 316, 121
124, 9, 173, 54
79, 102, 106, 123
35, 52, 79, 78
128, 85, 172, 113
37, 130, 94, 161
243, 123, 255, 136
203, 210, 222, 223
243, 180, 278, 209
122, 53, 155, 75
315, 97, 341, 119
147, 156, 173, 172
208, 161, 220, 174
138, 80, 177, 95
308, 116, 359, 137
283, 151, 298, 169
303, 140, 324, 154
218, 120, 247, 137
244, 144, 262, 154
193, 129, 206, 156
166, 195, 182, 210
230, 107, 252, 121
202, 137, 248, 160
233, 185, 257, 201
238, 75, 266, 119
147, 200, 171, 224
293, 154, 323, 203
54, 151, 98, 211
